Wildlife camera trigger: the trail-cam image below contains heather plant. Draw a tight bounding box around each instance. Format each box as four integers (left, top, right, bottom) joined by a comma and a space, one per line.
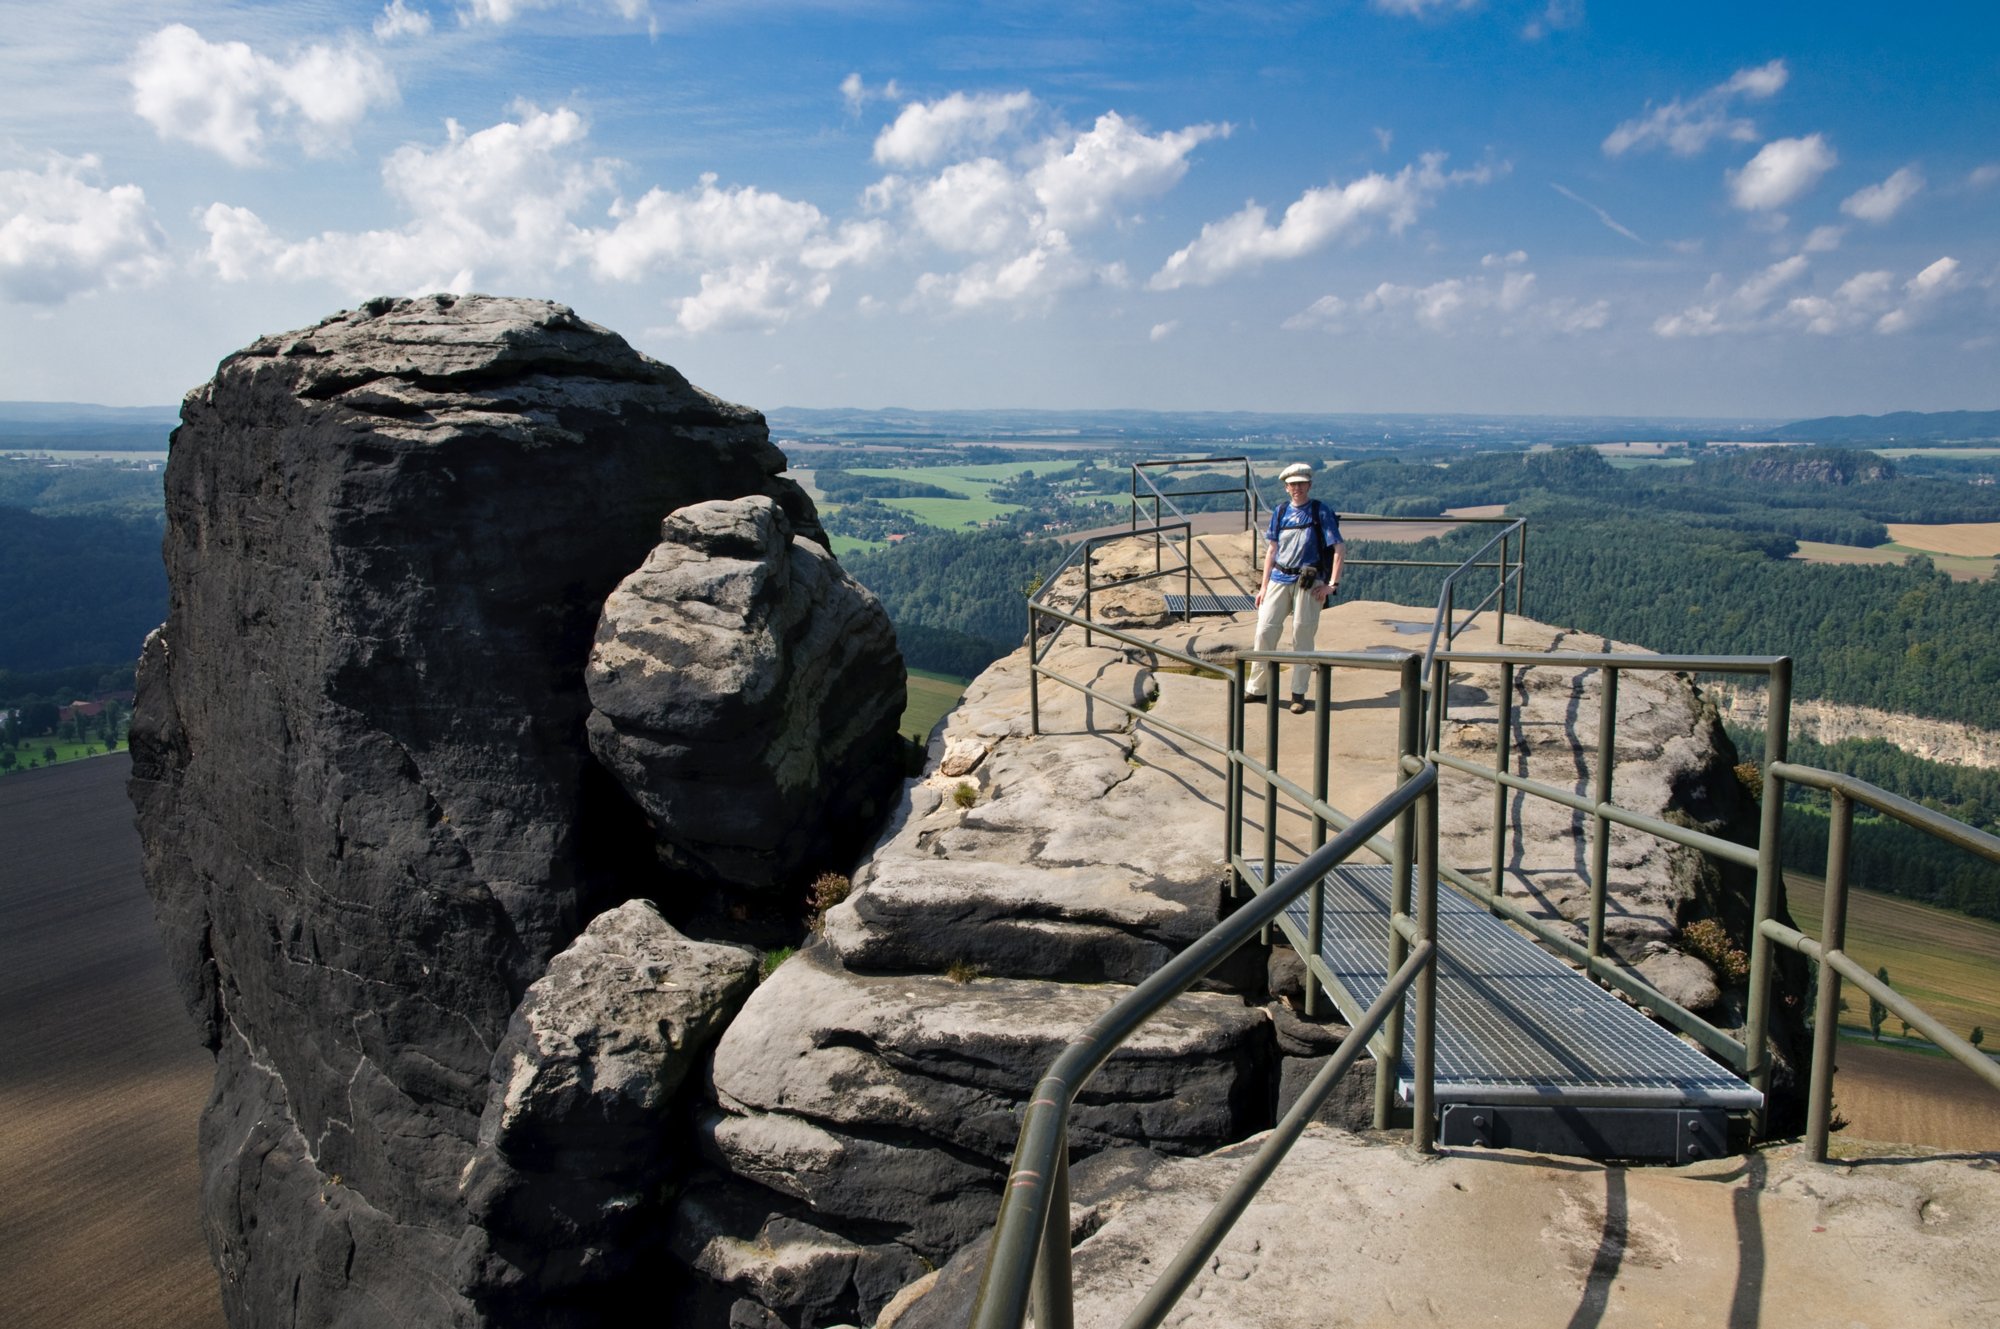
1680, 917, 1749, 985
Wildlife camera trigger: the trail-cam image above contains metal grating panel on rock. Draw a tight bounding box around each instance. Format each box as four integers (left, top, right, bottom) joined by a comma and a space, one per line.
1250, 862, 1761, 1110
1163, 593, 1255, 615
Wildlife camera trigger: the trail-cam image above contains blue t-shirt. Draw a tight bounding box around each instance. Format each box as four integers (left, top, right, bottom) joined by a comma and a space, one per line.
1266, 499, 1342, 584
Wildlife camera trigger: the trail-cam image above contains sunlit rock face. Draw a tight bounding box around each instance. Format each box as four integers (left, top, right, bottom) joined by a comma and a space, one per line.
128, 294, 858, 1328
585, 493, 907, 929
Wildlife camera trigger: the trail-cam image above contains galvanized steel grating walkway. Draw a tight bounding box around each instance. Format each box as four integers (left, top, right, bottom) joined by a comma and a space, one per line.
1163, 593, 1255, 615
1251, 863, 1761, 1110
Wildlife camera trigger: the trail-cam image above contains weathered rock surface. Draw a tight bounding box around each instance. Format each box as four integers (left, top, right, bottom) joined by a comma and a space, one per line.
458, 901, 758, 1310
703, 559, 1820, 1325
690, 636, 1281, 1321
127, 295, 880, 1328
900, 1127, 2000, 1329
586, 495, 904, 913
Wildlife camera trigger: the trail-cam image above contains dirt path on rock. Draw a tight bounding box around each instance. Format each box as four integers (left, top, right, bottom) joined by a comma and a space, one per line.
0, 756, 221, 1329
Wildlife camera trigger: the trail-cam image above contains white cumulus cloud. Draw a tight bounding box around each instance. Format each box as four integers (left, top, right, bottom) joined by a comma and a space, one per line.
674, 260, 830, 335
1785, 270, 1894, 334
131, 24, 397, 166
841, 73, 901, 116
1284, 260, 1604, 336
910, 157, 1034, 255
1029, 112, 1229, 232
1654, 254, 1809, 336
594, 174, 831, 278
201, 105, 613, 292
1659, 253, 1964, 338
873, 91, 1036, 168
461, 0, 650, 24
0, 154, 169, 304
1840, 165, 1923, 223
874, 101, 1224, 310
1371, 0, 1478, 15
1727, 134, 1836, 211
374, 1, 433, 40
1603, 59, 1788, 157
1149, 153, 1495, 290
1149, 319, 1179, 342
913, 233, 1094, 311
200, 105, 874, 335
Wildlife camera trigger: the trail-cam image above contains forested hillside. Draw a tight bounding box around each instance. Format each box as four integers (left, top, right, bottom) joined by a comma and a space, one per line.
1729, 727, 2000, 919
0, 508, 166, 673
842, 529, 1055, 677
1332, 448, 2000, 730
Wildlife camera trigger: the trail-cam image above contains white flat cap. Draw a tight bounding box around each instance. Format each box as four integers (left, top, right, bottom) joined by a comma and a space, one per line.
1279, 462, 1313, 483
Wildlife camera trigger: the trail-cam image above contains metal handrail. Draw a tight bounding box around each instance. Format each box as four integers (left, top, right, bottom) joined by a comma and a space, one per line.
1762, 760, 2000, 1158
1424, 648, 1790, 1111
1029, 520, 1197, 659
1413, 516, 1527, 739
1128, 458, 1263, 581
968, 763, 1440, 1329
984, 462, 2000, 1327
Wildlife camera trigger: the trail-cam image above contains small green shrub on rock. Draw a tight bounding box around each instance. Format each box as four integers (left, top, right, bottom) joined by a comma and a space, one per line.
1680, 917, 1749, 984
808, 873, 851, 931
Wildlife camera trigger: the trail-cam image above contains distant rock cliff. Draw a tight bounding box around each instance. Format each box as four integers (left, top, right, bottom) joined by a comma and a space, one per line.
128, 295, 904, 1328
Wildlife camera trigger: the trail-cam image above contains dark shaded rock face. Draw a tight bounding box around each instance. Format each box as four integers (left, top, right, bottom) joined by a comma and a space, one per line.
587, 495, 906, 921
127, 295, 883, 1327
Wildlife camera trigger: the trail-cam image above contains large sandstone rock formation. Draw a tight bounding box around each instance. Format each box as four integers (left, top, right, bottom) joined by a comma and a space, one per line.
587, 494, 905, 922
680, 644, 1279, 1326
128, 295, 902, 1327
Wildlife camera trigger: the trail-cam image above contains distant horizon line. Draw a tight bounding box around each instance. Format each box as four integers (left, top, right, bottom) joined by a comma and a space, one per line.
6, 400, 2000, 427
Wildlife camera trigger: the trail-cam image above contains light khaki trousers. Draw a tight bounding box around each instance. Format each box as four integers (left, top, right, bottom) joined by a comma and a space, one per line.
1249, 579, 1321, 699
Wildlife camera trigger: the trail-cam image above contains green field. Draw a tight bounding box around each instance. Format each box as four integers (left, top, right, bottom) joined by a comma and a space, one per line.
829, 534, 886, 558
1874, 446, 2000, 459
902, 669, 969, 743
881, 494, 1015, 527
1, 737, 126, 776
1605, 456, 1695, 469
848, 460, 1077, 491
1792, 539, 1996, 580
1784, 874, 2000, 1045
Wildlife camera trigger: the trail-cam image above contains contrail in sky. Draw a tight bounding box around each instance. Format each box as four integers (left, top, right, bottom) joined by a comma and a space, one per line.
1551, 183, 1644, 244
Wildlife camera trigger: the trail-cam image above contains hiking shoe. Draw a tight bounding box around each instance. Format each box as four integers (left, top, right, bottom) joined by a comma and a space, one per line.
1289, 696, 1309, 714
1244, 693, 1268, 705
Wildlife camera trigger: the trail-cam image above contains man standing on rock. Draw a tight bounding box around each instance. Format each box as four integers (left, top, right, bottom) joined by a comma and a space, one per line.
1250, 462, 1344, 712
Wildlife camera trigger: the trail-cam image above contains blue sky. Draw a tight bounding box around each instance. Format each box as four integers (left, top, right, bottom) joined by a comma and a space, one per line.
2, 1, 1996, 417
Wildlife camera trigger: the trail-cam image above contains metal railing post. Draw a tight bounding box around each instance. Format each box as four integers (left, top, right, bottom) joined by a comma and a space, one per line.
1230, 659, 1248, 897
1516, 520, 1528, 620
1427, 655, 1446, 762
1082, 556, 1094, 649
1377, 656, 1422, 1129
1488, 659, 1514, 908
1305, 661, 1332, 1018
1439, 584, 1455, 726
1497, 530, 1509, 645
1222, 662, 1239, 899
1183, 538, 1193, 622
1261, 668, 1280, 945
1744, 657, 1792, 1128
1805, 790, 1852, 1162
1587, 666, 1619, 960
1028, 602, 1042, 736
1028, 1146, 1074, 1329
1413, 766, 1440, 1153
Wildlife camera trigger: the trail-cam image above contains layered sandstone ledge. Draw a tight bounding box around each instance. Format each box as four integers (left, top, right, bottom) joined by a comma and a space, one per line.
694, 577, 1824, 1325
